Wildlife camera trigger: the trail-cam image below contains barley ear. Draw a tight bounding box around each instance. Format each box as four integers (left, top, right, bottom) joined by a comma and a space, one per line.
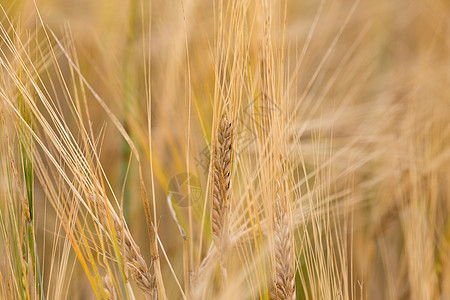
113, 218, 157, 299
271, 181, 296, 300
91, 194, 157, 299
211, 114, 233, 248
102, 274, 117, 300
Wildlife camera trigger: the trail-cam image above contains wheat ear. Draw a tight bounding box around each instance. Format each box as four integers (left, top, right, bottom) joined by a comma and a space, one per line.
211, 114, 233, 247
271, 182, 296, 300
102, 274, 117, 300
113, 218, 157, 299
92, 195, 157, 299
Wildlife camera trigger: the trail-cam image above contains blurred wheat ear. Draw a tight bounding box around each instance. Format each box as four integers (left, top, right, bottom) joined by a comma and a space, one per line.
271, 181, 296, 300
102, 274, 117, 300
92, 194, 157, 299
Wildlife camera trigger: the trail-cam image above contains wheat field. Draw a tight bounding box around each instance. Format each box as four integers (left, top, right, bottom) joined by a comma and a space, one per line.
0, 0, 449, 299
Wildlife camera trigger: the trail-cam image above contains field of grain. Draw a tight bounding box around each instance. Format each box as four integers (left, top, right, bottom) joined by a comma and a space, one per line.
0, 0, 449, 299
